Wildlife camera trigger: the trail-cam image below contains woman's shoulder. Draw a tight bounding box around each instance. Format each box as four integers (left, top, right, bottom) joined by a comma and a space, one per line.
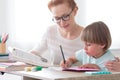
46, 24, 57, 33
44, 24, 58, 37
78, 25, 84, 31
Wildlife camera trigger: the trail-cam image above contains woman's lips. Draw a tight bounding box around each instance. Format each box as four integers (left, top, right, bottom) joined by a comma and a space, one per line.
63, 24, 69, 28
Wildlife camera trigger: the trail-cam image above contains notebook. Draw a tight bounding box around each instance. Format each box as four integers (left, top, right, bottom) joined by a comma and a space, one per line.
62, 67, 99, 72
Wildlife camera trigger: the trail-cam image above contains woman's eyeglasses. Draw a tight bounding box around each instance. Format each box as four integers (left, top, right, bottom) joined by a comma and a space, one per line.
52, 9, 73, 23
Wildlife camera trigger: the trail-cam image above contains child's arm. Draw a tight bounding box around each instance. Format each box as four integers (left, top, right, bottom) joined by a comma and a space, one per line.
60, 56, 77, 68
79, 63, 101, 70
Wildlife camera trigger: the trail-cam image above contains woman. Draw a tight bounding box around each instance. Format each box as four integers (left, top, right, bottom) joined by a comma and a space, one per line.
30, 0, 84, 65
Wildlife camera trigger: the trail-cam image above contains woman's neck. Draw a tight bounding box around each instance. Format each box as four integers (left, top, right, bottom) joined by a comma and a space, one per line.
59, 24, 83, 40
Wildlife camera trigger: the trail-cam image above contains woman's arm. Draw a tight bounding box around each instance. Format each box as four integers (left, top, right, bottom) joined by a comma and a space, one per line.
105, 57, 120, 72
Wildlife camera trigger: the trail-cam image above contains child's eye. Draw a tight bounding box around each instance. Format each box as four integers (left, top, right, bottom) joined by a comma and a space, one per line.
86, 43, 91, 46
87, 44, 90, 46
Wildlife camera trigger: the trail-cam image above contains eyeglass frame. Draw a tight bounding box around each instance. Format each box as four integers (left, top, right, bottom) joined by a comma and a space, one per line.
52, 8, 74, 23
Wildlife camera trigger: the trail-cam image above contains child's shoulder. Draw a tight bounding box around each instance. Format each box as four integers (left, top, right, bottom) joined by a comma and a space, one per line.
103, 49, 115, 59
76, 49, 84, 53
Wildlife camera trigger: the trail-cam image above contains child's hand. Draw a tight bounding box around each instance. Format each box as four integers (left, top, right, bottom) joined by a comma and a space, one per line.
79, 63, 101, 69
60, 59, 72, 68
60, 56, 77, 68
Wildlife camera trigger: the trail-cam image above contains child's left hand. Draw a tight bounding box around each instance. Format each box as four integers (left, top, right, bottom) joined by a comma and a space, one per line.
79, 63, 101, 69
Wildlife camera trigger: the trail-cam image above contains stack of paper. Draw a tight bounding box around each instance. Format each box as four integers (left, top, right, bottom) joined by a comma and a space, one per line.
0, 61, 31, 71
0, 54, 9, 62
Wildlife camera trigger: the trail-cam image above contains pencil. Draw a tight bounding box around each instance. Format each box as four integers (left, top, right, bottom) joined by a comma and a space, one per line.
59, 45, 66, 64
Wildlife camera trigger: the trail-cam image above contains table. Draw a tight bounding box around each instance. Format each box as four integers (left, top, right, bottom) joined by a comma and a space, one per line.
2, 67, 120, 80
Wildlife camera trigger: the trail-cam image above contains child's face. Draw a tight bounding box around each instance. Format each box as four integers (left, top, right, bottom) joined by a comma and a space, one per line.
83, 42, 105, 58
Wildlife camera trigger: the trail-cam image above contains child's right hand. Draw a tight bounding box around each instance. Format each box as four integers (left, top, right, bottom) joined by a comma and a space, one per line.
60, 59, 72, 68
79, 63, 101, 70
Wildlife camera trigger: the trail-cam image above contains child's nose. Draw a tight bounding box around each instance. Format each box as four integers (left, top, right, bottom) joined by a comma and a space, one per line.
84, 46, 87, 50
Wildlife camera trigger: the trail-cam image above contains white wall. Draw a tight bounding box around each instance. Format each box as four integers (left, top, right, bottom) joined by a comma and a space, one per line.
75, 0, 86, 26
85, 0, 120, 49
0, 0, 16, 51
0, 0, 36, 51
0, 0, 120, 51
0, 0, 10, 34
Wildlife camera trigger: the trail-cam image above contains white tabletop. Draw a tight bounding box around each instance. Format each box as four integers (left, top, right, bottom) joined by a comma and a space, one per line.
5, 67, 120, 80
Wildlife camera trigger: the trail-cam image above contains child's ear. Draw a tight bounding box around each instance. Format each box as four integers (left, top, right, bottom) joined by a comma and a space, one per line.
100, 44, 105, 48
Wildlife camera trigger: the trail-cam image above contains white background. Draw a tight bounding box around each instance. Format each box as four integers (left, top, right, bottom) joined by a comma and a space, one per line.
0, 0, 120, 50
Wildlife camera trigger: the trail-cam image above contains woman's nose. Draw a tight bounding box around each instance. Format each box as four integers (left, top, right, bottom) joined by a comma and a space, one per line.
59, 19, 66, 26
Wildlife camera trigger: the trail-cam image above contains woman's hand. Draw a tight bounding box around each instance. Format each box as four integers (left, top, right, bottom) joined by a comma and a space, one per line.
105, 57, 120, 72
79, 63, 101, 70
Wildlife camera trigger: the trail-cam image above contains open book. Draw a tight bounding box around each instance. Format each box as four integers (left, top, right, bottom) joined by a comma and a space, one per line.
8, 47, 51, 67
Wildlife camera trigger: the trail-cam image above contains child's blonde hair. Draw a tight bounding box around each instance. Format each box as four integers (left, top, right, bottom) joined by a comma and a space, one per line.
81, 21, 111, 51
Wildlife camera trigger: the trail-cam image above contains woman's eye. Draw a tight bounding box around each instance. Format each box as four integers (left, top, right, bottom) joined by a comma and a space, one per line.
63, 15, 69, 19
55, 17, 60, 20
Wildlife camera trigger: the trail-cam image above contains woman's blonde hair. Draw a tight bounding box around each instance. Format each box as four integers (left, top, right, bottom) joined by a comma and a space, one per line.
81, 21, 112, 51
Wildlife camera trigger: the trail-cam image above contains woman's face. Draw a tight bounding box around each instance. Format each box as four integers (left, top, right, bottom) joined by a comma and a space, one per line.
51, 3, 76, 31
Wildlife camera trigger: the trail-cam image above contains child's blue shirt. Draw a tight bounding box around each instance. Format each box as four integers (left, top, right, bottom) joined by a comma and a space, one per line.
75, 49, 115, 71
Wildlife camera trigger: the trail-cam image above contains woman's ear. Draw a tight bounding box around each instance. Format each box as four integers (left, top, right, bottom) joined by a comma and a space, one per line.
73, 6, 78, 16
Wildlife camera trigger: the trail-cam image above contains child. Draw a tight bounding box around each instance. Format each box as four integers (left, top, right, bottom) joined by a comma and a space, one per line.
60, 21, 115, 71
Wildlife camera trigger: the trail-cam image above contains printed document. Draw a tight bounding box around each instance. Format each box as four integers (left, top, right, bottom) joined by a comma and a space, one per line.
8, 47, 51, 67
